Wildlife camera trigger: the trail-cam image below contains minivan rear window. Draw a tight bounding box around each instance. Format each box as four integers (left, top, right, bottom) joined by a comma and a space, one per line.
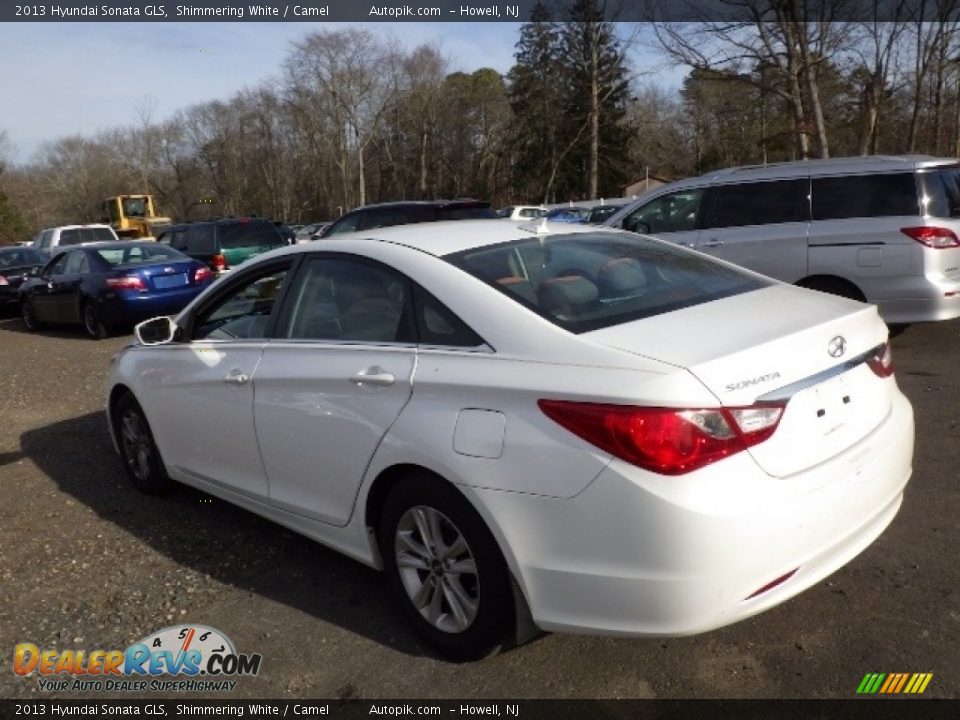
447, 233, 769, 333
812, 173, 919, 220
919, 167, 960, 218
220, 222, 285, 249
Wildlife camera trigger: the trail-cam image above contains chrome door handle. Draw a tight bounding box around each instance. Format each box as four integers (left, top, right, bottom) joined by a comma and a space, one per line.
224, 369, 250, 384
701, 239, 724, 248
349, 366, 395, 387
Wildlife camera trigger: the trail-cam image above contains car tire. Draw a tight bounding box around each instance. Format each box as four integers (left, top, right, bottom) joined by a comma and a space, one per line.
379, 473, 515, 662
113, 393, 173, 495
21, 299, 43, 331
82, 301, 109, 340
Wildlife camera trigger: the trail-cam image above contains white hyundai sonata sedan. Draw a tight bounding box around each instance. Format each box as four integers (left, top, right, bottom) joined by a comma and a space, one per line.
106, 220, 914, 661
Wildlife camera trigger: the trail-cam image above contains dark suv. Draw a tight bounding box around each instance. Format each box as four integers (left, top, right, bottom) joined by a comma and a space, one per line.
319, 200, 498, 238
157, 218, 285, 275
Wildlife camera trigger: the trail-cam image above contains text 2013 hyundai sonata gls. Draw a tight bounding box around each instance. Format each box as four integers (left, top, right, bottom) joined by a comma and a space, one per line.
106, 220, 914, 661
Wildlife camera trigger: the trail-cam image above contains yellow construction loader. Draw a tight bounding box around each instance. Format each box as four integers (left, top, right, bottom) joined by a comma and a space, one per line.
101, 195, 172, 240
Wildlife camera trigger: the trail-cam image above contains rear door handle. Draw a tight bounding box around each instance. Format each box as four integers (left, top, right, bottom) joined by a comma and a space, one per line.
223, 369, 250, 384
349, 366, 395, 387
701, 239, 724, 248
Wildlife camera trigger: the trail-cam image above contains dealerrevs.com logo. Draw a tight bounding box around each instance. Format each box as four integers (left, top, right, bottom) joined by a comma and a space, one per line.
13, 625, 262, 693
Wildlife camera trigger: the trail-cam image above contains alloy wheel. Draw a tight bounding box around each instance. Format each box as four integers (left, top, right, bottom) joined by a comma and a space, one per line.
119, 409, 153, 483
394, 505, 480, 634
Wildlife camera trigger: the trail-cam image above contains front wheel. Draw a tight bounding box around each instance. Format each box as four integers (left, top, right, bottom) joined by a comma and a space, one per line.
113, 393, 172, 495
379, 474, 514, 662
21, 299, 42, 331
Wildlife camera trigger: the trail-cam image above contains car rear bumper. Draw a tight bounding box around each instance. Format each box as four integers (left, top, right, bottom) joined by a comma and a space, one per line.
868, 276, 960, 323
97, 286, 206, 326
472, 388, 914, 637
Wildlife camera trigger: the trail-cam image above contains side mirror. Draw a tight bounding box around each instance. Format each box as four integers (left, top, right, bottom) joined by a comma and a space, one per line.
135, 316, 178, 346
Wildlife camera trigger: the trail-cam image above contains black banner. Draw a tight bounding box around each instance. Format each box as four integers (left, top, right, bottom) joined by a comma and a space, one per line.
1, 700, 959, 720
2, 0, 957, 23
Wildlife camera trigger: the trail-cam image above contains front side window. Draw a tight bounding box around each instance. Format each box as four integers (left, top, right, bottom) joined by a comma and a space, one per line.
192, 265, 290, 340
622, 189, 704, 234
447, 232, 769, 333
281, 257, 412, 343
703, 180, 808, 228
44, 254, 68, 275
812, 173, 919, 220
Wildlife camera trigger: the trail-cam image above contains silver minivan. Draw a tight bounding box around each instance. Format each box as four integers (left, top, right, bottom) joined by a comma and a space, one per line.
604, 155, 960, 323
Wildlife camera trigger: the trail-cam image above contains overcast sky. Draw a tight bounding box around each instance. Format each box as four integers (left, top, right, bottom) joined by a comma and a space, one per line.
0, 22, 682, 164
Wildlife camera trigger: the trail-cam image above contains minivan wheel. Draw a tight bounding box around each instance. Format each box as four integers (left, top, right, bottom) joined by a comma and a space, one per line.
797, 277, 866, 303
379, 474, 514, 662
21, 299, 42, 331
83, 302, 109, 340
114, 393, 172, 495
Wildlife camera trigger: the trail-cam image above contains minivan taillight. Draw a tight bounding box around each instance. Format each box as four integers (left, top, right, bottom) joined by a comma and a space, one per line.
900, 226, 960, 248
211, 254, 227, 272
538, 400, 785, 475
866, 343, 895, 378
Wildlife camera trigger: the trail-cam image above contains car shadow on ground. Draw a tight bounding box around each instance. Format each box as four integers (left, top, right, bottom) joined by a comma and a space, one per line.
20, 410, 430, 659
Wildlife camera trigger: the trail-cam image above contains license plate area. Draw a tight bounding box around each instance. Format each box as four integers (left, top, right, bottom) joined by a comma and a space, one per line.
810, 373, 853, 436
152, 273, 188, 289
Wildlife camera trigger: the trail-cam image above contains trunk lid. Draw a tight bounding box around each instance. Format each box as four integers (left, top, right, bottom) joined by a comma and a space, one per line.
584, 284, 894, 477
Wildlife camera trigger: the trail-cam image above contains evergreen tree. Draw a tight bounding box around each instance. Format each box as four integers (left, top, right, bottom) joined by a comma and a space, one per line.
505, 2, 562, 203
558, 0, 632, 200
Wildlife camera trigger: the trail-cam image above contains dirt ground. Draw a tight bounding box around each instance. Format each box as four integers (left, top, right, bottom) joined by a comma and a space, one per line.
1, 311, 957, 700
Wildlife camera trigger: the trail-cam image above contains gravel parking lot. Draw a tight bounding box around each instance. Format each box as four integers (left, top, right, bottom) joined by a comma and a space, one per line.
1, 310, 958, 700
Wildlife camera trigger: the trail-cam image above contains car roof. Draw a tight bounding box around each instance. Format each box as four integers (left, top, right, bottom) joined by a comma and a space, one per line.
684, 154, 960, 184
43, 224, 113, 232
82, 241, 167, 251
303, 218, 623, 257
344, 199, 491, 212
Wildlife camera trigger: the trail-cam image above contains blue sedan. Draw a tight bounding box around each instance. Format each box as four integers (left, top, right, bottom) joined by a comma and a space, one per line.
19, 242, 213, 339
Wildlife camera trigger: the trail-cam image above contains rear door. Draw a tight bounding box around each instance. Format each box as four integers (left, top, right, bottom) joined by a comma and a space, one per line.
697, 178, 810, 281
51, 249, 89, 323
254, 254, 417, 526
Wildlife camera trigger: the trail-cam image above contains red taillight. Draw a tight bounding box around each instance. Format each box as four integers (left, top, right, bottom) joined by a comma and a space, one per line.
900, 226, 960, 248
0, 275, 8, 286
537, 400, 785, 475
106, 276, 146, 291
211, 254, 227, 272
194, 266, 212, 284
866, 343, 895, 378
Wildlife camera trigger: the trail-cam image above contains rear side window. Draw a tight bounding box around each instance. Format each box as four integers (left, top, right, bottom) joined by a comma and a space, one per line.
220, 222, 284, 249
447, 233, 769, 333
703, 180, 808, 228
919, 167, 960, 218
60, 229, 82, 246
439, 205, 497, 220
812, 173, 919, 220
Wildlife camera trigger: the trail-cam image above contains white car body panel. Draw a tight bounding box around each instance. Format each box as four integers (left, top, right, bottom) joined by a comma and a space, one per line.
107, 220, 915, 639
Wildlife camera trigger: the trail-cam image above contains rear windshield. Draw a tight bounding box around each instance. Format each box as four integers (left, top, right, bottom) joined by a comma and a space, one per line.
96, 244, 186, 267
0, 248, 45, 267
446, 232, 769, 333
919, 167, 960, 218
60, 227, 116, 245
220, 222, 285, 249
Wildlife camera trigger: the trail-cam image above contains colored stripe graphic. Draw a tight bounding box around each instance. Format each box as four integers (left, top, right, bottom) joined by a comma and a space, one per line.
857, 672, 932, 694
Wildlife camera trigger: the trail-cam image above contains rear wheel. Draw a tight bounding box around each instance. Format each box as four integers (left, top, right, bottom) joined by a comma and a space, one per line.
21, 299, 42, 331
82, 301, 109, 340
114, 393, 172, 495
796, 277, 866, 303
379, 473, 514, 662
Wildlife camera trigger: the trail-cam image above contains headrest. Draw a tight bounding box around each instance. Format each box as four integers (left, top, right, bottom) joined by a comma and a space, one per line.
597, 257, 646, 296
537, 275, 599, 317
